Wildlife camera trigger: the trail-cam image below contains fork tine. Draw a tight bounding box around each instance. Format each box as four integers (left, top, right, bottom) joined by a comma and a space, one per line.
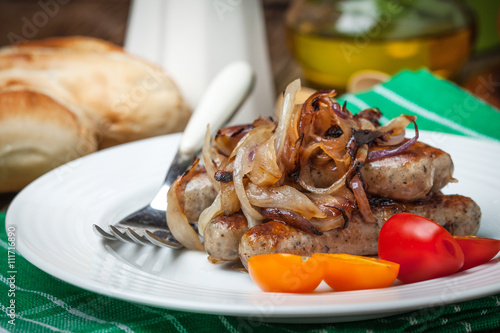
109, 225, 136, 243
125, 228, 154, 246
93, 224, 117, 240
145, 230, 183, 249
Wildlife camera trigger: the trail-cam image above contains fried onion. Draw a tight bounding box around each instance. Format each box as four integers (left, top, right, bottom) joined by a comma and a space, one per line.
169, 80, 420, 250
166, 159, 205, 250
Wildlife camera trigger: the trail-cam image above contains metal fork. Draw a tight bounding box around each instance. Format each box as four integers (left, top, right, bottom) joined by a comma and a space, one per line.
93, 61, 255, 248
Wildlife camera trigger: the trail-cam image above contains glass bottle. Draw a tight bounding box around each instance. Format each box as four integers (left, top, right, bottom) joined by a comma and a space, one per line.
286, 0, 475, 92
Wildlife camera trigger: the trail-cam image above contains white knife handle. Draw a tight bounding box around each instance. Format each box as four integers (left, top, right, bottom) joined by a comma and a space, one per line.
179, 61, 255, 155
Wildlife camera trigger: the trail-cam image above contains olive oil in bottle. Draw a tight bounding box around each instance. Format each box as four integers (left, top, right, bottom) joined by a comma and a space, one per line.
286, 0, 474, 91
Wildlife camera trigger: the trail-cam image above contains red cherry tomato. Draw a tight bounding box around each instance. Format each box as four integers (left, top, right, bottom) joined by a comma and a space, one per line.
454, 236, 500, 271
378, 213, 464, 283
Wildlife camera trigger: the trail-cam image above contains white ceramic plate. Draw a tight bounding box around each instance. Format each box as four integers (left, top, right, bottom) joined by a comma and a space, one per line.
7, 131, 500, 323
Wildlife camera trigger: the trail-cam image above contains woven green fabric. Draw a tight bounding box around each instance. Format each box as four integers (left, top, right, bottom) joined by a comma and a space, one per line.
1, 70, 500, 332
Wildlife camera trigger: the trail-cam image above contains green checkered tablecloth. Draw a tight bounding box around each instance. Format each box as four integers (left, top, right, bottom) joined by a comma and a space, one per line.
1, 69, 500, 332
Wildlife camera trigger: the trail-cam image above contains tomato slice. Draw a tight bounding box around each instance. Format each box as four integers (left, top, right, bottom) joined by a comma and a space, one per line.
312, 253, 399, 291
454, 236, 500, 271
378, 213, 464, 283
247, 253, 323, 293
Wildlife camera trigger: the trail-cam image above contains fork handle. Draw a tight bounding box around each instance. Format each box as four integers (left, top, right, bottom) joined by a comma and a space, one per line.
149, 62, 254, 211
179, 61, 255, 156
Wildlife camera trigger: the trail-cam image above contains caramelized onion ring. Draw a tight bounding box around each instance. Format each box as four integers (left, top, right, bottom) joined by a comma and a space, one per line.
194, 79, 421, 236
349, 174, 375, 223
261, 208, 322, 236
166, 159, 205, 251
367, 121, 419, 162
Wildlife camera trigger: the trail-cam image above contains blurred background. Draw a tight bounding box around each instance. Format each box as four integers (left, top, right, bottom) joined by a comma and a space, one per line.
0, 0, 499, 106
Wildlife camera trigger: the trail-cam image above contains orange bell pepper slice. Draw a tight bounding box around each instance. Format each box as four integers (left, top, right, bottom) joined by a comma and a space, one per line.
312, 253, 399, 291
247, 253, 323, 293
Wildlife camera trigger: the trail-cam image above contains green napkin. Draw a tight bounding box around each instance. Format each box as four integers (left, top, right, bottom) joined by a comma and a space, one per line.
338, 69, 500, 142
1, 70, 500, 332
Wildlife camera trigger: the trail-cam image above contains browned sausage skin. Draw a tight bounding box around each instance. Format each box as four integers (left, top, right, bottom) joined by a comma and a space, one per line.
238, 193, 480, 269
311, 141, 454, 201
361, 141, 454, 201
179, 168, 217, 223
204, 212, 248, 261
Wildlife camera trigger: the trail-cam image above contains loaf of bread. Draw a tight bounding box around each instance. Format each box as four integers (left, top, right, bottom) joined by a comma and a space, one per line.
0, 36, 191, 193
0, 87, 97, 192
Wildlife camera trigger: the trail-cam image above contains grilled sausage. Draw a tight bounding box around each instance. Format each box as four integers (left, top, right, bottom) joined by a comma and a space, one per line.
181, 169, 217, 223
361, 141, 454, 201
311, 141, 454, 201
238, 194, 481, 268
217, 123, 454, 202
183, 142, 452, 224
204, 212, 248, 261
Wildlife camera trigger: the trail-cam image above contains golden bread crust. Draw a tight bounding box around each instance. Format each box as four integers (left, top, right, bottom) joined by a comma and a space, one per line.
0, 36, 191, 192
0, 89, 98, 192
